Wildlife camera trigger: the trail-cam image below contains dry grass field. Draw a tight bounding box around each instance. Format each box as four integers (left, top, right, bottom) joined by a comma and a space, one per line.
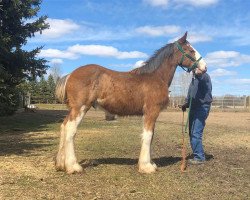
0, 105, 249, 200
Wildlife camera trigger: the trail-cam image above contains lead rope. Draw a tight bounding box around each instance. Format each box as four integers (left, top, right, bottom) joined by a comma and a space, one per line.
180, 97, 192, 172
180, 75, 194, 172
180, 111, 187, 172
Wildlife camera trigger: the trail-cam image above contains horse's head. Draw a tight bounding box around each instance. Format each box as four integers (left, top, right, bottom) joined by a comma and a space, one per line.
174, 32, 207, 75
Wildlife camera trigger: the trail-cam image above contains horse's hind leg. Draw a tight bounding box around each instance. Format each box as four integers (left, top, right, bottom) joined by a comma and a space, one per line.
56, 105, 88, 174
55, 123, 67, 171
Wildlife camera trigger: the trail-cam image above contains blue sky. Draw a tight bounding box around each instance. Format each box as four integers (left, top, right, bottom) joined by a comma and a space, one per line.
26, 0, 250, 96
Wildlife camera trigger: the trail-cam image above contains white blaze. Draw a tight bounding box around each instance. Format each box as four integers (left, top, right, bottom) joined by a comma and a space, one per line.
191, 45, 207, 72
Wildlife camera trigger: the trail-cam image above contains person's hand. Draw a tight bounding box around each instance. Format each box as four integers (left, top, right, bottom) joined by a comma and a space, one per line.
179, 103, 188, 112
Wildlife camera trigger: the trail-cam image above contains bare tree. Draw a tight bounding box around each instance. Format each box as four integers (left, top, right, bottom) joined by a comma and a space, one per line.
169, 71, 192, 107
50, 63, 62, 83
170, 71, 192, 97
180, 72, 192, 96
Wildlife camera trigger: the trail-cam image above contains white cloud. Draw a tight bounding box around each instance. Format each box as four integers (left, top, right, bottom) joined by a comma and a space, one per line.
39, 49, 78, 59
232, 35, 250, 46
188, 33, 212, 43
39, 45, 147, 60
41, 18, 80, 38
136, 25, 180, 36
109, 63, 134, 69
174, 0, 219, 7
205, 51, 250, 67
133, 60, 146, 68
30, 18, 134, 43
145, 0, 218, 7
169, 32, 212, 43
118, 51, 148, 59
68, 44, 148, 59
191, 24, 250, 47
68, 44, 118, 57
210, 68, 237, 78
50, 58, 63, 65
226, 79, 250, 85
206, 51, 239, 59
144, 0, 169, 7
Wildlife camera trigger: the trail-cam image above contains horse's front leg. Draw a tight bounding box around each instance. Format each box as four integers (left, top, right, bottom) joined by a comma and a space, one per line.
138, 111, 159, 174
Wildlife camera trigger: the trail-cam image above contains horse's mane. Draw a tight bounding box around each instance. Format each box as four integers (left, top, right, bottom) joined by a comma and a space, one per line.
130, 43, 175, 74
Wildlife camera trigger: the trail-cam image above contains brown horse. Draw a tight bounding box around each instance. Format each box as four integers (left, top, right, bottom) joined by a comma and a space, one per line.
55, 32, 207, 174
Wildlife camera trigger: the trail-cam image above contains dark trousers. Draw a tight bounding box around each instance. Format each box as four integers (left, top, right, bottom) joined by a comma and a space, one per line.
189, 104, 211, 161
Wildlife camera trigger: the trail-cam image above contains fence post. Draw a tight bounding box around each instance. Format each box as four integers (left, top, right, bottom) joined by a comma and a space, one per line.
222, 97, 224, 111
233, 97, 235, 109
249, 96, 250, 111
244, 96, 247, 109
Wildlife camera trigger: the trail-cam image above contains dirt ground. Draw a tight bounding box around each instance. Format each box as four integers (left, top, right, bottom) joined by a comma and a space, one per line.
0, 106, 249, 200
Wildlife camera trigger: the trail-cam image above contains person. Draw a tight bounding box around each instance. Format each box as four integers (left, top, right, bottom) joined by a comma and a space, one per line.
181, 71, 212, 165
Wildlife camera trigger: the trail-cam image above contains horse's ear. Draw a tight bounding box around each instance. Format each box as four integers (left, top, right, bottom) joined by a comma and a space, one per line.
178, 32, 188, 44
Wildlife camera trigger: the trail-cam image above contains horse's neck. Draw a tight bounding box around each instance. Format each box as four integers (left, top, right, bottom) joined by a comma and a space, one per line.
155, 59, 177, 87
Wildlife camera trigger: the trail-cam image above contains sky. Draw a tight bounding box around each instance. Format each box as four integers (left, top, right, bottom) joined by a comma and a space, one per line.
26, 0, 250, 96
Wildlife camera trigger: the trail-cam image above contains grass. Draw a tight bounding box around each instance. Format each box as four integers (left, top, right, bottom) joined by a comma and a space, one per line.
0, 105, 249, 199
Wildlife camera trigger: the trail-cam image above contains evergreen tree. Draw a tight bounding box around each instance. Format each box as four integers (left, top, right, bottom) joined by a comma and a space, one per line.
18, 78, 39, 104
38, 75, 49, 103
0, 0, 49, 115
29, 79, 39, 103
47, 74, 56, 103
18, 75, 57, 104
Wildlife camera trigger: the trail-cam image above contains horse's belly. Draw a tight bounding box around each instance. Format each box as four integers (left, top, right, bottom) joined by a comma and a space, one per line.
96, 98, 143, 116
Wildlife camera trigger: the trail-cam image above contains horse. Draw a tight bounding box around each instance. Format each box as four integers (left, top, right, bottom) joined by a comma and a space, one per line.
55, 32, 207, 174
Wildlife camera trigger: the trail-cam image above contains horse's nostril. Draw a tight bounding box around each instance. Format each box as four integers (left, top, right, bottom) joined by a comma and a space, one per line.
204, 66, 207, 72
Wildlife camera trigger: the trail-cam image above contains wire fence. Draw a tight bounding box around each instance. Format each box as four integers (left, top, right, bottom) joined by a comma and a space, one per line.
169, 95, 250, 111
21, 91, 250, 112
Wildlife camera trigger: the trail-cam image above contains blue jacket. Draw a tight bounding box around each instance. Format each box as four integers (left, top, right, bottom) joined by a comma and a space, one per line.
185, 72, 213, 107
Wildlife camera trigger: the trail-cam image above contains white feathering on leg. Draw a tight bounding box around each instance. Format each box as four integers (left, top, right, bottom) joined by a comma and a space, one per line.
138, 128, 156, 173
64, 106, 86, 173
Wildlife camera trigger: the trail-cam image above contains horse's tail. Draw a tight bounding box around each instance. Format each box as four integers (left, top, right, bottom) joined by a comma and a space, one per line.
55, 74, 70, 103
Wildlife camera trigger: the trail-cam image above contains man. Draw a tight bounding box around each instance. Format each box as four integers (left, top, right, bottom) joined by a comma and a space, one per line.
181, 71, 212, 165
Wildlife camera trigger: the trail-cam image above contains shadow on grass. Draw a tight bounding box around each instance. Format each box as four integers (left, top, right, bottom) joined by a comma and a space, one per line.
0, 138, 54, 156
80, 156, 181, 168
186, 153, 214, 161
0, 110, 67, 134
0, 109, 67, 156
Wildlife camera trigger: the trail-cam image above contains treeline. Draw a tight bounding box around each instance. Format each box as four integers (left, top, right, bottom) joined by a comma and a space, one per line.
20, 75, 58, 104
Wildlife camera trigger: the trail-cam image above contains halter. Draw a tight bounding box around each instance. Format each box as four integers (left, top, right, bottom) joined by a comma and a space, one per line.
175, 42, 202, 73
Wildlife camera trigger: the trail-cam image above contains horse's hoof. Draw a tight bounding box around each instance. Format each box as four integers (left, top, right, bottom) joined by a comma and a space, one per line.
138, 163, 157, 174
151, 162, 157, 169
55, 165, 64, 171
55, 160, 65, 171
66, 163, 83, 174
